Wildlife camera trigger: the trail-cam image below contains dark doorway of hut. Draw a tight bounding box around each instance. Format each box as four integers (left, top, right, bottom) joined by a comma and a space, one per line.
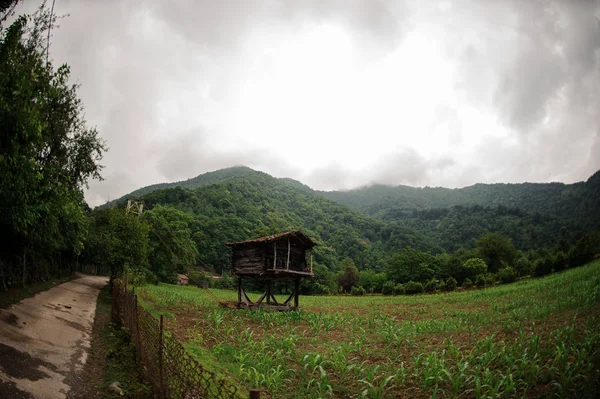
225, 231, 316, 311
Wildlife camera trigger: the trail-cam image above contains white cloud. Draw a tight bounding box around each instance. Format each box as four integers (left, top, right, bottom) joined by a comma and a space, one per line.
12, 0, 600, 205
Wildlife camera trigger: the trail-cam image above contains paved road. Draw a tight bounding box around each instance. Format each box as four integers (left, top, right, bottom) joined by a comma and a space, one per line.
0, 274, 108, 399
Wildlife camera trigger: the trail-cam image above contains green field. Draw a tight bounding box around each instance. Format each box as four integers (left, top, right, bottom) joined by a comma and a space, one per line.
137, 261, 600, 398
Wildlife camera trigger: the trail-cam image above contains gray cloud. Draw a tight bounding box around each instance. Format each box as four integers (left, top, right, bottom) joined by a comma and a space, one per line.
11, 0, 600, 205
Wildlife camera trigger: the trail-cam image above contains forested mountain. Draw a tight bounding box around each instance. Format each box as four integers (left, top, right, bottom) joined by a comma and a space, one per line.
322, 171, 600, 252
107, 166, 258, 205
131, 170, 440, 274
90, 167, 600, 293
110, 167, 600, 257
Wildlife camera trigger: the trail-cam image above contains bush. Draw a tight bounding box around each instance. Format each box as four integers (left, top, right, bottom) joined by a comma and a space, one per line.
404, 281, 424, 295
438, 280, 446, 292
311, 283, 331, 295
446, 277, 457, 291
553, 251, 568, 272
475, 274, 486, 288
350, 285, 366, 296
211, 273, 235, 289
463, 278, 473, 289
381, 281, 395, 296
515, 256, 532, 276
424, 278, 437, 293
498, 266, 517, 284
187, 270, 211, 288
483, 273, 497, 285
534, 257, 553, 277
393, 283, 405, 295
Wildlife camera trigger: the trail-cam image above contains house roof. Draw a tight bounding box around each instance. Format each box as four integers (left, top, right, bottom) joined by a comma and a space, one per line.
225, 230, 317, 248
177, 274, 189, 280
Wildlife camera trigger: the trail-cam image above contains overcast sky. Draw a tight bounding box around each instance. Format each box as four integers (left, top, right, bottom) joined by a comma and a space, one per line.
16, 0, 600, 205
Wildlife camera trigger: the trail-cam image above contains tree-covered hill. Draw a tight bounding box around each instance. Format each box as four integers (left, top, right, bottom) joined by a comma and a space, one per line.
320, 171, 600, 251
106, 167, 600, 261
134, 171, 440, 274
106, 166, 258, 206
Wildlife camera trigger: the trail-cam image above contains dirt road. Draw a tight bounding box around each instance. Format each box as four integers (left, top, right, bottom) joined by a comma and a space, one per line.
0, 274, 108, 398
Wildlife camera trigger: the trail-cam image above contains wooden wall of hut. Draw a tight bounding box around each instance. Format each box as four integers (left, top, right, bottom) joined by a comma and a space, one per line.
231, 246, 265, 275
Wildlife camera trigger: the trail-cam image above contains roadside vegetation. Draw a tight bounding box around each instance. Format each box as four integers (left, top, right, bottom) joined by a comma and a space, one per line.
74, 284, 151, 398
135, 260, 600, 398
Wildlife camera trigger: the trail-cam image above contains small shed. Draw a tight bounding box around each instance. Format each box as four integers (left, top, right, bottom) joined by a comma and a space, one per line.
226, 231, 316, 309
176, 274, 190, 286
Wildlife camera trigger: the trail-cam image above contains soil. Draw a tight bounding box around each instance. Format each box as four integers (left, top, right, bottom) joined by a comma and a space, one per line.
0, 274, 108, 399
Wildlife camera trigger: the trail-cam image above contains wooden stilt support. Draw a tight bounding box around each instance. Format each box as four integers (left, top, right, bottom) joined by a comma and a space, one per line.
266, 281, 272, 305
293, 279, 299, 308
255, 290, 268, 305
237, 277, 242, 304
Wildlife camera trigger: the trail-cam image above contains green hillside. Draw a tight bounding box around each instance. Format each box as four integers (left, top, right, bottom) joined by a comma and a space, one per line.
135, 171, 439, 273
107, 166, 257, 205
87, 167, 600, 292
321, 171, 600, 251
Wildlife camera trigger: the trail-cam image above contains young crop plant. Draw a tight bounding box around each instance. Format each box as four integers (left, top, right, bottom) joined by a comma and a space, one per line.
135, 260, 600, 398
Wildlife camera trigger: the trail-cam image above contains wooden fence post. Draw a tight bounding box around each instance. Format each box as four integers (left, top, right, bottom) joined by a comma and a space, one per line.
159, 314, 165, 398
134, 294, 141, 361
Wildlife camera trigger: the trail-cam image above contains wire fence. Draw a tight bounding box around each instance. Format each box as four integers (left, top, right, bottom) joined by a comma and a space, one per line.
112, 279, 249, 399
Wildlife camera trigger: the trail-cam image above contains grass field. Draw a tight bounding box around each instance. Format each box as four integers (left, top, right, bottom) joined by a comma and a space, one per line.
137, 260, 600, 398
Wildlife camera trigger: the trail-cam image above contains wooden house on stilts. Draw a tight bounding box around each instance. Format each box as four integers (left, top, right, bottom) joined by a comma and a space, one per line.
225, 231, 316, 310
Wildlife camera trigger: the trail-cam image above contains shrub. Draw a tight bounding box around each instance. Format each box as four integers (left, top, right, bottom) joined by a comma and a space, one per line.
424, 278, 437, 293
484, 273, 497, 285
515, 256, 532, 276
211, 274, 235, 289
498, 266, 517, 284
553, 251, 568, 272
463, 278, 473, 289
350, 285, 366, 296
438, 280, 447, 292
381, 281, 395, 295
187, 270, 211, 288
446, 277, 457, 291
312, 283, 331, 295
475, 274, 486, 288
404, 281, 424, 295
393, 283, 405, 295
534, 257, 553, 277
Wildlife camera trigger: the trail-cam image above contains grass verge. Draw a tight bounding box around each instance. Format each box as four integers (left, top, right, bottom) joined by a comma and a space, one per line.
70, 284, 151, 398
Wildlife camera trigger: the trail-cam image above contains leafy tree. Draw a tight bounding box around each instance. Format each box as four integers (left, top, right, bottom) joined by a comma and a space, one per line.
445, 277, 457, 291
337, 258, 359, 293
386, 248, 435, 283
359, 269, 386, 293
462, 258, 488, 281
498, 266, 517, 284
84, 208, 150, 279
142, 205, 198, 281
514, 256, 532, 277
0, 7, 105, 287
475, 233, 517, 273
